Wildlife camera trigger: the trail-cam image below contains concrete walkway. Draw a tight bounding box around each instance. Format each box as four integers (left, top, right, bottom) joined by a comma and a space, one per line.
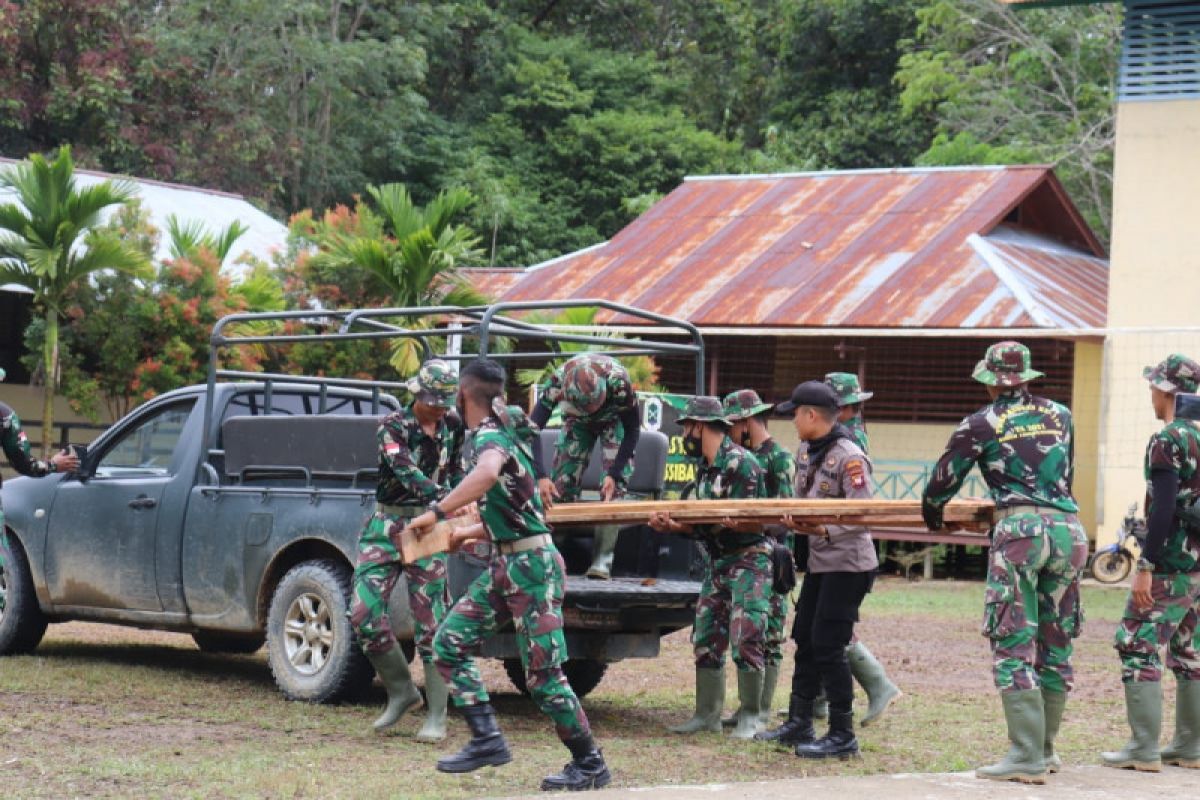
508, 765, 1196, 799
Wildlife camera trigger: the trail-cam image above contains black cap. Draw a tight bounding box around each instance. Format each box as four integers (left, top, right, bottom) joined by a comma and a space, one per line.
776, 380, 840, 414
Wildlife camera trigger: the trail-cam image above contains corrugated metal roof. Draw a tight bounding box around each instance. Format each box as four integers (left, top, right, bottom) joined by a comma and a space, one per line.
0, 157, 288, 289
479, 166, 1108, 331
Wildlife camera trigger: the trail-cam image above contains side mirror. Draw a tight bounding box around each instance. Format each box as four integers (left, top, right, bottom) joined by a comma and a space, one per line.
67, 443, 92, 481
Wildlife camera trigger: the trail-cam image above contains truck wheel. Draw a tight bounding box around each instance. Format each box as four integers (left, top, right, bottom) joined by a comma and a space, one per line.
192, 631, 266, 654
266, 559, 372, 703
0, 534, 49, 655
503, 657, 609, 699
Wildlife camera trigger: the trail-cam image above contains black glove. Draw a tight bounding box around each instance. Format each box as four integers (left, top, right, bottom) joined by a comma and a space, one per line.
922, 499, 944, 531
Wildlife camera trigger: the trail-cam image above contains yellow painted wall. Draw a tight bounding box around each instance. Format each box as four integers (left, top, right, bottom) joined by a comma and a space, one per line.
0, 384, 115, 455
1071, 341, 1102, 538
1098, 98, 1200, 544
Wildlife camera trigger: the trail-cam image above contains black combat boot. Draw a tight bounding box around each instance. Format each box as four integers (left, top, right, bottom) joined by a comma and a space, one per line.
540, 734, 612, 792
435, 703, 513, 773
795, 711, 859, 760
754, 696, 815, 746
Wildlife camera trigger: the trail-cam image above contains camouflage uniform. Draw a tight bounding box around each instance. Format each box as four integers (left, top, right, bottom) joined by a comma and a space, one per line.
1116, 355, 1200, 684
1, 389, 58, 615
432, 404, 590, 740
534, 354, 638, 501
825, 373, 873, 454
350, 361, 464, 661
923, 343, 1088, 694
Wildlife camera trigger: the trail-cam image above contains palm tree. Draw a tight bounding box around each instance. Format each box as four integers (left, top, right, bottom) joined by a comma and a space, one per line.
0, 146, 151, 453
165, 215, 251, 264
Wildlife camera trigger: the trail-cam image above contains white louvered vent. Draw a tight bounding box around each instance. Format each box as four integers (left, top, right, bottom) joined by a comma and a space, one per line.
1120, 1, 1200, 101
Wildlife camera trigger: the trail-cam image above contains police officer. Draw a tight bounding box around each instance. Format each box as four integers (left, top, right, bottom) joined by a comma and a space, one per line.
405, 358, 611, 792
820, 372, 901, 727
1, 367, 80, 616
1102, 354, 1200, 772
349, 359, 463, 741
649, 396, 770, 740
758, 381, 877, 760
532, 353, 641, 580
922, 342, 1088, 785
722, 389, 793, 729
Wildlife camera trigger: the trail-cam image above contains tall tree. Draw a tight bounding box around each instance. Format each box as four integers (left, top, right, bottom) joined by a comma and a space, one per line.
0, 146, 151, 452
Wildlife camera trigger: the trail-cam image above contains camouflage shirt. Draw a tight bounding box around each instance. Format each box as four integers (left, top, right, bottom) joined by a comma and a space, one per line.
375, 404, 464, 506
694, 436, 766, 555
473, 410, 550, 543
539, 356, 636, 426
754, 437, 795, 499
1, 403, 52, 488
923, 389, 1078, 514
1144, 419, 1200, 573
845, 415, 870, 454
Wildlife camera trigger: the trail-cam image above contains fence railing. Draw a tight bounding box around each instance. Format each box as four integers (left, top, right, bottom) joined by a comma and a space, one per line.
872, 459, 987, 500
16, 419, 110, 452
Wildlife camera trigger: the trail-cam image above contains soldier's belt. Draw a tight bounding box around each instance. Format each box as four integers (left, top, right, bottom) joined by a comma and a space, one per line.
379, 502, 424, 517
495, 533, 553, 556
993, 504, 1061, 522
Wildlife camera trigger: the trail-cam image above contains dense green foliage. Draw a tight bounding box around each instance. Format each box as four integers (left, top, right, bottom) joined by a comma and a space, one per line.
0, 1, 1121, 265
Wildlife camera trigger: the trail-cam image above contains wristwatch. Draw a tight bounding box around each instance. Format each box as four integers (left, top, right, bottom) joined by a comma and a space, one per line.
428, 501, 448, 521
1136, 557, 1155, 573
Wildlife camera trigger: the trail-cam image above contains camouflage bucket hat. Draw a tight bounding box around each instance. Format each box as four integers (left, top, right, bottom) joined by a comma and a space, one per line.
721, 389, 774, 421
972, 341, 1043, 387
677, 395, 730, 425
407, 358, 458, 408
1143, 353, 1200, 394
824, 372, 873, 406
562, 354, 609, 416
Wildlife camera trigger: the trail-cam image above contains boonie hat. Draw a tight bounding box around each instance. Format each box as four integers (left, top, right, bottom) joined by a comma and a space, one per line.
722, 389, 774, 421
972, 341, 1043, 387
561, 354, 611, 416
677, 396, 730, 425
824, 372, 873, 406
407, 358, 458, 409
1144, 353, 1200, 394
776, 381, 840, 414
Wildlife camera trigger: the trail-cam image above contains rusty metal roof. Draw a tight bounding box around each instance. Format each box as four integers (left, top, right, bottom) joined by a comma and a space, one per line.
476, 166, 1108, 331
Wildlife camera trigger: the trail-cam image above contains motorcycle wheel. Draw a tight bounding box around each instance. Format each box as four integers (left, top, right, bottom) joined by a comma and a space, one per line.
1090, 551, 1133, 584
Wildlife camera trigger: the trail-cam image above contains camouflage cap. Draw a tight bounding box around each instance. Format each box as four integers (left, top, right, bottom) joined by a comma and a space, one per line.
561, 354, 610, 416
1143, 353, 1200, 394
971, 341, 1044, 387
677, 395, 730, 425
824, 372, 873, 406
721, 389, 774, 421
407, 358, 458, 408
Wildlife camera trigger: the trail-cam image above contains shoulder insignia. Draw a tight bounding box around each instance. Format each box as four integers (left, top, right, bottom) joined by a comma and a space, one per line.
846, 458, 867, 489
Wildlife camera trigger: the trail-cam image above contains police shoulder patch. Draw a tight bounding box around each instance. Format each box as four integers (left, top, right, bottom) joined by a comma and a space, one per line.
846, 458, 867, 489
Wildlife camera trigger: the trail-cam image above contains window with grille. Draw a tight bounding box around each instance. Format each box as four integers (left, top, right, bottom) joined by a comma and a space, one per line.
1120, 1, 1200, 101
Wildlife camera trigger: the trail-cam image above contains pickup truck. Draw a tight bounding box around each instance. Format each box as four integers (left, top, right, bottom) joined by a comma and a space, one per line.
0, 301, 707, 703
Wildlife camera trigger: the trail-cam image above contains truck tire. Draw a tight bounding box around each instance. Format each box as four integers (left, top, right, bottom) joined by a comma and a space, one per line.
0, 534, 49, 655
503, 657, 608, 699
192, 631, 265, 654
266, 559, 372, 703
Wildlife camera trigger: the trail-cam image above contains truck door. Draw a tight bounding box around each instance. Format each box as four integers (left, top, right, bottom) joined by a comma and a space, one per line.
44, 398, 197, 612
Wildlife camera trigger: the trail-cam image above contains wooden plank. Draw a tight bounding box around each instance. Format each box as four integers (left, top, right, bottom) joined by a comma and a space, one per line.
398, 517, 475, 563
546, 498, 993, 526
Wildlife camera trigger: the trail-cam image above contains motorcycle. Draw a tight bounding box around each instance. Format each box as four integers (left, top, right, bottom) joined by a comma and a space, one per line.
1089, 503, 1146, 584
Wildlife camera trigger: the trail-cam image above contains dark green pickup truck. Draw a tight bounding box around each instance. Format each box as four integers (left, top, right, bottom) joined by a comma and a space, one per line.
0, 302, 707, 703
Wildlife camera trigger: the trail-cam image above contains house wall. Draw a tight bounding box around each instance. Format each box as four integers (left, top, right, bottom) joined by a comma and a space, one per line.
0, 384, 114, 454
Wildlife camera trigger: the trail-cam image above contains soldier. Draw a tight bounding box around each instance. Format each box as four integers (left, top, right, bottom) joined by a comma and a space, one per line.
648, 396, 770, 740
531, 353, 640, 580
349, 359, 463, 741
1, 368, 80, 615
1101, 354, 1200, 772
922, 342, 1088, 785
405, 358, 611, 792
757, 381, 878, 760
721, 389, 793, 729
819, 372, 901, 727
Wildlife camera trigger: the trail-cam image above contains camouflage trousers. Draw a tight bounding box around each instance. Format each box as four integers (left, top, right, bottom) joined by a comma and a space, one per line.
552, 417, 633, 501
1114, 571, 1200, 683
349, 508, 449, 661
432, 544, 590, 741
694, 548, 771, 671
984, 512, 1089, 693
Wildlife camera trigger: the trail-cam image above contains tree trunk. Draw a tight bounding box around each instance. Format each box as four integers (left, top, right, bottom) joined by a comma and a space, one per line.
41, 308, 58, 456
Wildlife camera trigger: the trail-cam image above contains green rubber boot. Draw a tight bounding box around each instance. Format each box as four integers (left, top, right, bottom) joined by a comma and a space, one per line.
1042, 689, 1067, 773
730, 669, 765, 740
670, 667, 725, 734
415, 660, 449, 743
1161, 679, 1200, 769
366, 645, 422, 732
975, 689, 1047, 784
848, 641, 902, 727
586, 525, 620, 580
759, 663, 781, 727
1101, 681, 1162, 772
